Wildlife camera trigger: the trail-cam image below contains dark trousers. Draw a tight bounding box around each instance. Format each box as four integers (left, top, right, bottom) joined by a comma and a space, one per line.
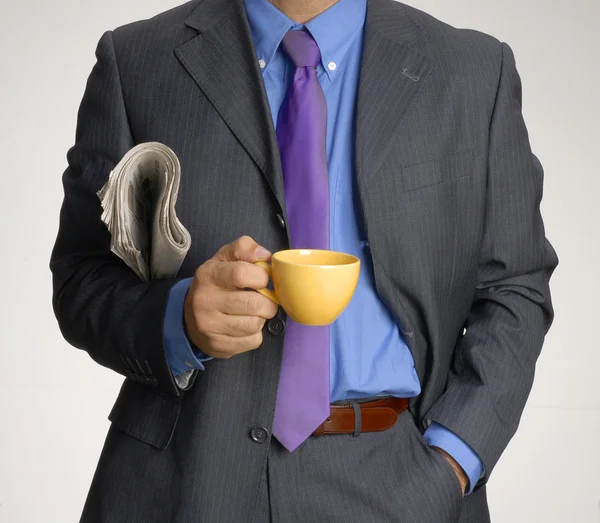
253, 411, 491, 523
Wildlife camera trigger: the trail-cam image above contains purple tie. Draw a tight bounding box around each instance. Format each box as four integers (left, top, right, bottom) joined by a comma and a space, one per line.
271, 30, 330, 452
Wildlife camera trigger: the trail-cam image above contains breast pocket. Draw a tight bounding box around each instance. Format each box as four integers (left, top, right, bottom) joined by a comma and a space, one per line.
400, 148, 476, 192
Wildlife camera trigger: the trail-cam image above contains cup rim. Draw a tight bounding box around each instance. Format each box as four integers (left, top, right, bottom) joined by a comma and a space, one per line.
272, 249, 360, 268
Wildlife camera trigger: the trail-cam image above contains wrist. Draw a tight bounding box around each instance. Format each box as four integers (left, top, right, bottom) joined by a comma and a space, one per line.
433, 446, 469, 495
183, 286, 199, 348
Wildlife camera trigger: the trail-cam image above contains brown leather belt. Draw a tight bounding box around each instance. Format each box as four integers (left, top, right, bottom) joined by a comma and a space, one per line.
312, 397, 409, 436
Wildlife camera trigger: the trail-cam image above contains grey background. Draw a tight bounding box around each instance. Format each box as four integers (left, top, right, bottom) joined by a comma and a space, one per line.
0, 0, 598, 521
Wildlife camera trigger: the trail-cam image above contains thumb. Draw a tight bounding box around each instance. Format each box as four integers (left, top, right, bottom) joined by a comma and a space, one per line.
214, 235, 272, 263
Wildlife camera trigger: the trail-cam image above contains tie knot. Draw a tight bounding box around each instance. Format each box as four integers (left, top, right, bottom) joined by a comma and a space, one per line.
281, 30, 321, 69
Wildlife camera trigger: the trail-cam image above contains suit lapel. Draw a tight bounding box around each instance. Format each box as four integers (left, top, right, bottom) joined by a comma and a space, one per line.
356, 0, 435, 181
175, 0, 286, 213
175, 0, 433, 215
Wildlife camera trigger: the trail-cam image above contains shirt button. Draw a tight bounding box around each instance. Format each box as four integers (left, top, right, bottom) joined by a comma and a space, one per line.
259, 59, 266, 69
250, 426, 269, 444
328, 61, 337, 71
276, 213, 286, 229
267, 318, 286, 336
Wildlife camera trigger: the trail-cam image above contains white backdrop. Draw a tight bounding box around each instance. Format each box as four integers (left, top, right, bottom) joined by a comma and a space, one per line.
0, 0, 598, 521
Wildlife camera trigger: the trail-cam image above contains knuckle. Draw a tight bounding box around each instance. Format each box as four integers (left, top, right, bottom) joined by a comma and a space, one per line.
233, 235, 255, 258
244, 293, 261, 315
220, 291, 233, 311
214, 245, 229, 262
254, 266, 269, 288
225, 291, 241, 313
249, 315, 265, 332
196, 261, 215, 284
237, 235, 254, 247
231, 265, 248, 287
250, 332, 264, 350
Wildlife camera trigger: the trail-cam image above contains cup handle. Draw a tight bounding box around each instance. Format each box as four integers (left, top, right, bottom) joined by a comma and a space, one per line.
254, 261, 280, 305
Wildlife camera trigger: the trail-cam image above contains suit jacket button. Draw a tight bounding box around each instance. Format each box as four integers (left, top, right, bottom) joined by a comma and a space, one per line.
250, 427, 269, 444
275, 213, 286, 229
267, 318, 285, 336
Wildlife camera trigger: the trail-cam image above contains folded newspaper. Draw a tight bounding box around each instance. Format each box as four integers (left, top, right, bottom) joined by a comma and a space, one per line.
97, 142, 191, 281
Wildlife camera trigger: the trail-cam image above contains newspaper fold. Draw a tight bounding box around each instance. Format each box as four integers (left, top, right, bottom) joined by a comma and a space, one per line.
97, 142, 191, 281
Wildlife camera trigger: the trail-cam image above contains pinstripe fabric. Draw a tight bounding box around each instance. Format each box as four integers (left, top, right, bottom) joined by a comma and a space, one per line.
261, 412, 489, 523
50, 0, 557, 521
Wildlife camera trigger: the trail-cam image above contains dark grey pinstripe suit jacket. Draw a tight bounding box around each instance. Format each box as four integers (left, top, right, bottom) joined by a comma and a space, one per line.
50, 0, 558, 520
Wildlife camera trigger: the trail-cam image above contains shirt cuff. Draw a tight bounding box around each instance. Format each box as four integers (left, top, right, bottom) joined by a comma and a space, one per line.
164, 278, 213, 376
423, 421, 484, 495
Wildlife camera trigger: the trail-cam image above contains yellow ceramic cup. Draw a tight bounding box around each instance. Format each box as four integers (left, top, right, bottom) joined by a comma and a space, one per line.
254, 249, 360, 326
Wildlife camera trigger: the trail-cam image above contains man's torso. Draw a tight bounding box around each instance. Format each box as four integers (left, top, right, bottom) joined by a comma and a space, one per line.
82, 0, 503, 520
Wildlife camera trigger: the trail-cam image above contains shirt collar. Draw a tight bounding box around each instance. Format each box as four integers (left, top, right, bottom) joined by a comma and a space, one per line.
244, 0, 367, 81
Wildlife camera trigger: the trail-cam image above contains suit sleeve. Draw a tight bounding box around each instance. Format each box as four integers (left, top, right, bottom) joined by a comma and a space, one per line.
163, 278, 213, 389
423, 422, 484, 495
424, 42, 559, 486
50, 31, 184, 397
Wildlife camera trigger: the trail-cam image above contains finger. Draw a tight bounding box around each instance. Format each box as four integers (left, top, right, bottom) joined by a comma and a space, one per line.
206, 331, 264, 357
216, 313, 266, 337
210, 261, 271, 290
217, 290, 279, 318
214, 235, 272, 263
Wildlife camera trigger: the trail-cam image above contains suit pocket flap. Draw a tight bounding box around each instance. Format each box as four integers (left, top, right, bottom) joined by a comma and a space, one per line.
401, 149, 476, 192
108, 379, 182, 450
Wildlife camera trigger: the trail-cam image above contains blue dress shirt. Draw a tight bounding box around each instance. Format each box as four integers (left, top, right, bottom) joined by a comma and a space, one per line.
163, 0, 483, 493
